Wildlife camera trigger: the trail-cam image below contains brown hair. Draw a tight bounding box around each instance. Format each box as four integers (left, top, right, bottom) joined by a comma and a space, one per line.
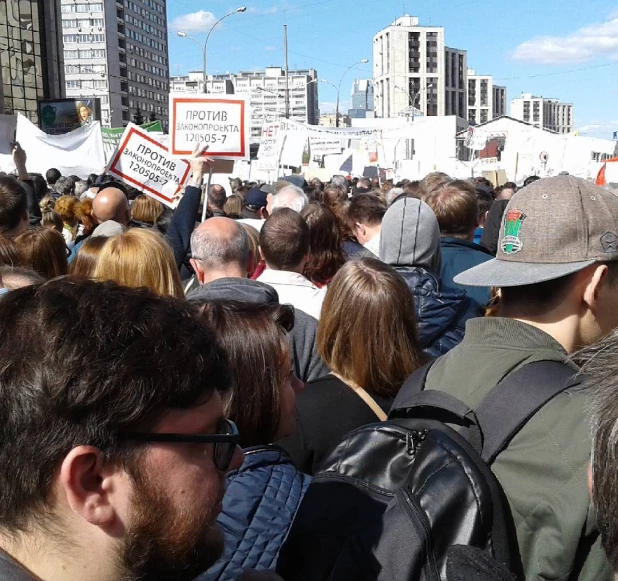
424, 180, 478, 237
223, 194, 243, 219
54, 195, 81, 226
0, 176, 27, 236
259, 208, 310, 271
68, 236, 108, 278
197, 301, 294, 448
323, 185, 354, 241
318, 258, 422, 397
300, 203, 345, 286
131, 195, 163, 225
93, 229, 184, 298
239, 223, 261, 277
346, 193, 387, 228
75, 198, 96, 236
419, 172, 451, 200
0, 236, 22, 267
14, 227, 68, 280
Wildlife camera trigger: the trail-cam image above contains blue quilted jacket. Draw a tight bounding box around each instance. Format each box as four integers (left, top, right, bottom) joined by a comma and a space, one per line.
394, 266, 482, 359
199, 445, 312, 581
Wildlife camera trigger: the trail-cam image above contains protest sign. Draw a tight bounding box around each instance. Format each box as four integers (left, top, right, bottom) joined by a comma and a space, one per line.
106, 123, 191, 209
102, 120, 162, 162
309, 136, 342, 157
169, 94, 249, 160
256, 123, 285, 172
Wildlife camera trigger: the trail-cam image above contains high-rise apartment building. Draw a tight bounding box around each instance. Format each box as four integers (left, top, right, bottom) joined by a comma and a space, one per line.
467, 69, 507, 125
348, 79, 374, 119
61, 0, 169, 128
372, 16, 467, 119
170, 67, 319, 140
0, 1, 65, 123
510, 93, 573, 134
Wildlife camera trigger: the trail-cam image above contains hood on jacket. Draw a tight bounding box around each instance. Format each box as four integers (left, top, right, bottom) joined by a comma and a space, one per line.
187, 277, 279, 305
379, 198, 442, 275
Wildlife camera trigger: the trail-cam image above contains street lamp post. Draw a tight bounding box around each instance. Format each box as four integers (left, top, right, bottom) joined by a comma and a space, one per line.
335, 59, 368, 128
177, 6, 246, 93
395, 83, 433, 120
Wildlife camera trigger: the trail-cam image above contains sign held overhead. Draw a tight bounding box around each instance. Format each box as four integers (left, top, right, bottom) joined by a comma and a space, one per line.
169, 93, 250, 160
106, 123, 192, 209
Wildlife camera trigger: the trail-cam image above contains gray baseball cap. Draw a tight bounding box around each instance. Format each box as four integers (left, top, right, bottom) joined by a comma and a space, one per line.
454, 176, 618, 288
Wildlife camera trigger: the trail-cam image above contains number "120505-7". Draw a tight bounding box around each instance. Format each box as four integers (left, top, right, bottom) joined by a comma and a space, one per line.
186, 133, 228, 144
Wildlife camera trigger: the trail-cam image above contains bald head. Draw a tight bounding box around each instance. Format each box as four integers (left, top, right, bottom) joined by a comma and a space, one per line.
92, 187, 130, 226
190, 217, 250, 284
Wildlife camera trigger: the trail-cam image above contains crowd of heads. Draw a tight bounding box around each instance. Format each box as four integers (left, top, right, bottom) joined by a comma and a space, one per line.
4, 148, 618, 581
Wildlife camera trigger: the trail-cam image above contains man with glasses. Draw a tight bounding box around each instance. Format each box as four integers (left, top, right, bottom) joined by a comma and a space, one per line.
0, 278, 244, 581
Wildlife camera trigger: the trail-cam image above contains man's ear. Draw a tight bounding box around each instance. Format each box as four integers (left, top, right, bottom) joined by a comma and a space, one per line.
59, 446, 118, 527
191, 258, 207, 284
246, 249, 255, 277
259, 207, 268, 220
583, 264, 609, 310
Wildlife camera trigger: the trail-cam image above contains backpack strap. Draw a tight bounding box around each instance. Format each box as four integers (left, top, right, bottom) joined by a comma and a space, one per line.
390, 360, 436, 412
477, 360, 579, 464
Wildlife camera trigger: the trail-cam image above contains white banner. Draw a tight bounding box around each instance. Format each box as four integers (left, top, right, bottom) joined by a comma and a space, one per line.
256, 122, 284, 172
106, 123, 192, 209
281, 118, 385, 138
169, 93, 250, 160
310, 136, 342, 156
11, 114, 105, 178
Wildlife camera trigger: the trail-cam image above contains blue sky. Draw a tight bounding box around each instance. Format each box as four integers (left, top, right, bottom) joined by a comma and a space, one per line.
166, 0, 618, 138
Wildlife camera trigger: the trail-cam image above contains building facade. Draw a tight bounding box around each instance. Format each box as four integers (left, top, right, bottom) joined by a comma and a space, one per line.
0, 1, 65, 123
170, 67, 319, 141
372, 15, 467, 119
61, 0, 169, 128
467, 69, 507, 126
348, 79, 374, 119
510, 93, 573, 134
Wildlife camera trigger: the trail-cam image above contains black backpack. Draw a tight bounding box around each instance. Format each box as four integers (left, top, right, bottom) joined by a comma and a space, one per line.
277, 360, 578, 581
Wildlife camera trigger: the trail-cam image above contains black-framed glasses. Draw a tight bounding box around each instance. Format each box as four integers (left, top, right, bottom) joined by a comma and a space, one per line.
122, 419, 240, 471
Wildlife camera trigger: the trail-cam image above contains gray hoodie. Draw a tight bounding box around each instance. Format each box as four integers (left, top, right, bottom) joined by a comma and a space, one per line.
379, 198, 442, 274
188, 278, 329, 383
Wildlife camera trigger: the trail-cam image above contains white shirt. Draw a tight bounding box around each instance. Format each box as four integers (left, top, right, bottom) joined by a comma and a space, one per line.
257, 269, 326, 320
363, 233, 381, 258
237, 218, 265, 232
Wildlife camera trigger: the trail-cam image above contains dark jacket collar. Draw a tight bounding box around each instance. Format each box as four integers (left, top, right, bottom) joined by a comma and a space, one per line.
441, 237, 493, 255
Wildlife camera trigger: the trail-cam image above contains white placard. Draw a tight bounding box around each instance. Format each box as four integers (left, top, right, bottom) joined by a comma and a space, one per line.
309, 136, 342, 156
106, 123, 192, 209
169, 93, 249, 160
256, 122, 284, 172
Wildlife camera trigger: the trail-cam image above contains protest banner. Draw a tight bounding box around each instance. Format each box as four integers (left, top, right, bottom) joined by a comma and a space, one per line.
102, 120, 162, 162
309, 136, 342, 157
13, 114, 105, 177
256, 123, 285, 172
106, 123, 191, 209
169, 94, 249, 160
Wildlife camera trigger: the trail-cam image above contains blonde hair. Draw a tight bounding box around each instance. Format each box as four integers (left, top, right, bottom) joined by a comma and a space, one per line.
239, 223, 260, 277
93, 229, 184, 298
131, 195, 164, 225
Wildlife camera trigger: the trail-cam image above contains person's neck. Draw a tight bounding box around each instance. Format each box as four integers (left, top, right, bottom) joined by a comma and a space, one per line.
201, 265, 247, 285
0, 533, 116, 581
443, 232, 474, 242
266, 263, 305, 276
364, 225, 381, 243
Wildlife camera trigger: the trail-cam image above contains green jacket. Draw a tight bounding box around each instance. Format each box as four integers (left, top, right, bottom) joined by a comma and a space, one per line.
425, 317, 612, 581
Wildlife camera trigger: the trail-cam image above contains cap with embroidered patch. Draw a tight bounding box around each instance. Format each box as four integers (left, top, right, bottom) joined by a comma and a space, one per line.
454, 176, 618, 288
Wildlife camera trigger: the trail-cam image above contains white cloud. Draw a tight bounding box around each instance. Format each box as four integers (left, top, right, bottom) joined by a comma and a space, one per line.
512, 17, 618, 64
264, 45, 277, 51
169, 11, 217, 34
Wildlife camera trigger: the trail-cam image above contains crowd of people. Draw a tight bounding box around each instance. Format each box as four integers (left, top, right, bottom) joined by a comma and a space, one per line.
1, 140, 618, 581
